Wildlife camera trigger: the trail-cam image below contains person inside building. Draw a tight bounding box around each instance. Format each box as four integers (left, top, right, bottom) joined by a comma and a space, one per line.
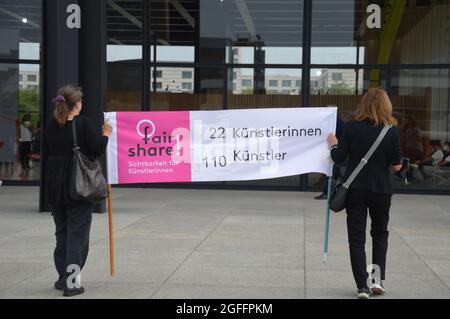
417, 140, 445, 178
19, 113, 33, 171
327, 88, 402, 299
44, 84, 112, 297
439, 142, 450, 167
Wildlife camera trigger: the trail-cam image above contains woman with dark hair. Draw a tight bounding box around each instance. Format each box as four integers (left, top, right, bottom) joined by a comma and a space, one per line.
327, 88, 402, 299
44, 84, 112, 297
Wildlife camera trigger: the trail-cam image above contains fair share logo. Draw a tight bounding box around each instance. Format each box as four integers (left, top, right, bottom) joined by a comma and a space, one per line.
136, 119, 156, 140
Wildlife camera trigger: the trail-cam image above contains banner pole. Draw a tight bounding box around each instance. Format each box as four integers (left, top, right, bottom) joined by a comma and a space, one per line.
324, 175, 333, 264
107, 184, 115, 276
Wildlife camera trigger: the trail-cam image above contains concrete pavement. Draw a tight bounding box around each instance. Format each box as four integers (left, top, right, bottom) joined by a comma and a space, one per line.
0, 186, 450, 299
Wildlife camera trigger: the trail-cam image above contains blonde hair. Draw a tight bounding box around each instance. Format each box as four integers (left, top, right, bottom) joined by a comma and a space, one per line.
53, 84, 83, 126
355, 88, 397, 126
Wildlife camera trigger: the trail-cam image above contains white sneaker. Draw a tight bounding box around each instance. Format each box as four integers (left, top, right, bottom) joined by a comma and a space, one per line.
356, 288, 371, 299
370, 283, 386, 295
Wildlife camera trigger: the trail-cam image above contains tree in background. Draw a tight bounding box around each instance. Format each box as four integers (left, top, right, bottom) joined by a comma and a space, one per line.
19, 87, 39, 125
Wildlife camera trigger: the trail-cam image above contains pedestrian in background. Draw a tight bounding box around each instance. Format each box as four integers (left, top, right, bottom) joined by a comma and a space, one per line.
19, 113, 33, 171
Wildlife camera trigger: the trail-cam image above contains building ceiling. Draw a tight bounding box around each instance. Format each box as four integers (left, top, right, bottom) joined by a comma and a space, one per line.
0, 0, 436, 48
107, 0, 438, 48
0, 0, 41, 44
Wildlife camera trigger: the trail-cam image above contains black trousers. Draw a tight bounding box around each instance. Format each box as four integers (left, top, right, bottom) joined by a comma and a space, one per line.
19, 141, 31, 169
51, 202, 94, 281
346, 190, 391, 289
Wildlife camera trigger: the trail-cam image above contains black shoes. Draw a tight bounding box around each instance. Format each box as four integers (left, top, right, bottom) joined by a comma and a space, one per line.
55, 277, 85, 297
369, 282, 386, 295
63, 286, 85, 297
314, 193, 327, 200
356, 287, 371, 299
54, 278, 65, 291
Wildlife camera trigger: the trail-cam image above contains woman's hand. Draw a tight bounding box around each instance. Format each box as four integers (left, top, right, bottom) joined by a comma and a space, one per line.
102, 121, 113, 137
327, 133, 338, 147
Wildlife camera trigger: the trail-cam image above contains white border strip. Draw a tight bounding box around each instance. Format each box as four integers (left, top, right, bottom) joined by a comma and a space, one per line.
104, 112, 118, 184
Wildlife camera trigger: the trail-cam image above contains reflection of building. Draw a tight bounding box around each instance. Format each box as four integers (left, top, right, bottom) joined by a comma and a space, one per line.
233, 70, 301, 95
151, 68, 194, 93
312, 69, 364, 94
19, 71, 39, 90
230, 49, 364, 95
232, 48, 301, 94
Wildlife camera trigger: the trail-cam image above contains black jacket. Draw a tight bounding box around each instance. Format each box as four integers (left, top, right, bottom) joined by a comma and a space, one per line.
331, 119, 402, 195
44, 115, 108, 205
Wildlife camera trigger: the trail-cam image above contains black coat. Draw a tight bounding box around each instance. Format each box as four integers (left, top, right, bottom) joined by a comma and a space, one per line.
331, 119, 402, 195
44, 115, 108, 205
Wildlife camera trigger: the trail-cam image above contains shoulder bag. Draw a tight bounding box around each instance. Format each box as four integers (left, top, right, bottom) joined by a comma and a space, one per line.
69, 117, 108, 203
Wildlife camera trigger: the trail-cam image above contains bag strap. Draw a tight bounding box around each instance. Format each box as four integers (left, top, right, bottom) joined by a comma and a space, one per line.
71, 117, 79, 149
343, 125, 392, 189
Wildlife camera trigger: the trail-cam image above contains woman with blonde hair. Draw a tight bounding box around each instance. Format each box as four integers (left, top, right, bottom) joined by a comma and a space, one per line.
328, 88, 402, 299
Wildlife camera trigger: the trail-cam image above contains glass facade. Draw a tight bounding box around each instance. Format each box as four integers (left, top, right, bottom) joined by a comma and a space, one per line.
1, 0, 450, 194
0, 0, 41, 182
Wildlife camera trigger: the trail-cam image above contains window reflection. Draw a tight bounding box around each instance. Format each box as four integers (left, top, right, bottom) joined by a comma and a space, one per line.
106, 0, 143, 110
150, 67, 223, 111
0, 63, 40, 181
200, 0, 303, 65
0, 0, 41, 60
392, 69, 450, 190
311, 0, 450, 65
150, 0, 197, 62
151, 67, 194, 93
229, 68, 301, 109
107, 0, 143, 62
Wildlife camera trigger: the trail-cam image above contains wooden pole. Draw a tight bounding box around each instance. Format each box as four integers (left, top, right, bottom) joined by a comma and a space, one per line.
107, 184, 115, 276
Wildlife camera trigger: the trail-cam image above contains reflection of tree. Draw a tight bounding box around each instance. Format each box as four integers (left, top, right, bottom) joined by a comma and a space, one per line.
19, 88, 39, 112
313, 82, 356, 95
329, 83, 355, 95
19, 88, 40, 125
243, 87, 254, 95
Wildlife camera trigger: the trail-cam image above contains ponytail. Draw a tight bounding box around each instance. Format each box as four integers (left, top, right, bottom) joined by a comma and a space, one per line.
53, 100, 71, 126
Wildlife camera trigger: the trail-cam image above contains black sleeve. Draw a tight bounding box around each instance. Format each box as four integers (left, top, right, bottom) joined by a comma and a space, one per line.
82, 116, 109, 158
390, 126, 402, 165
331, 122, 350, 164
336, 118, 345, 139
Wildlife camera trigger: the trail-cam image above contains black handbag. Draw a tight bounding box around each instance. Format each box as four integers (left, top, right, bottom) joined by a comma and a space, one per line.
69, 117, 108, 203
329, 125, 391, 213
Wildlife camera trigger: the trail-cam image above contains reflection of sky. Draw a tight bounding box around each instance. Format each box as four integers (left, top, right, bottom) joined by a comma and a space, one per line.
20, 64, 39, 72
19, 43, 365, 75
19, 43, 39, 71
106, 45, 363, 67
19, 43, 39, 60
106, 45, 195, 62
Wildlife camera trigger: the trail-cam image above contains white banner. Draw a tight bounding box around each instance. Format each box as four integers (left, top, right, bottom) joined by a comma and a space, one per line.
105, 107, 337, 184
